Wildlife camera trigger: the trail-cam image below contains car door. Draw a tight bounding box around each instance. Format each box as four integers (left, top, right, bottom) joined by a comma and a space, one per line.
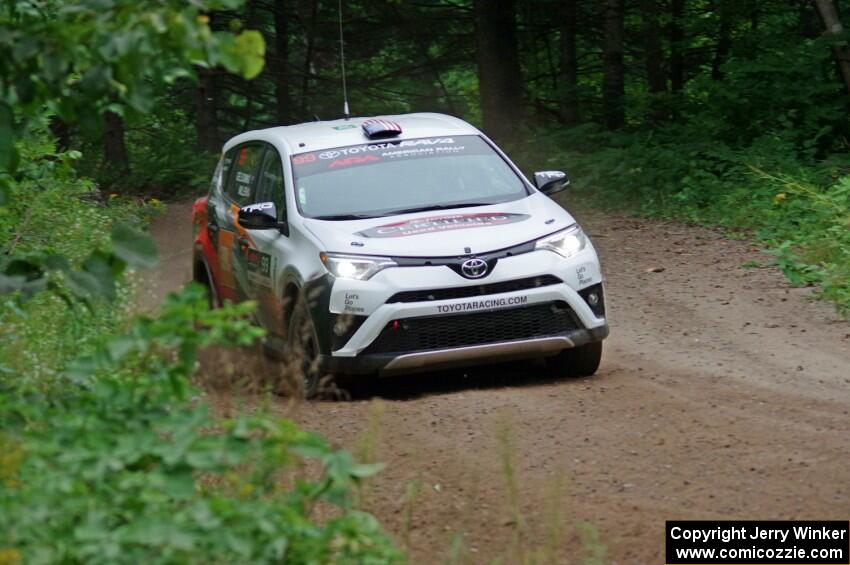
243, 143, 295, 336
212, 142, 265, 303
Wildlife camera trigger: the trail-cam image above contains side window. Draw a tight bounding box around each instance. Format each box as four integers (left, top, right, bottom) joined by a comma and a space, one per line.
255, 146, 286, 220
209, 151, 231, 197
225, 144, 264, 206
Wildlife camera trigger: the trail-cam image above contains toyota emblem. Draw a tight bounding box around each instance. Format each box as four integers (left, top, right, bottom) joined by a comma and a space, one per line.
460, 258, 488, 279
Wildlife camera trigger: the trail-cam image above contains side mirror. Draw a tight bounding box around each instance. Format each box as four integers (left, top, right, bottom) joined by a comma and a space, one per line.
238, 202, 285, 233
534, 171, 570, 195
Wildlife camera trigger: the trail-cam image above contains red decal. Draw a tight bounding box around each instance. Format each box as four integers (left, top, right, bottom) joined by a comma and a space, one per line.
292, 153, 316, 165
329, 155, 381, 169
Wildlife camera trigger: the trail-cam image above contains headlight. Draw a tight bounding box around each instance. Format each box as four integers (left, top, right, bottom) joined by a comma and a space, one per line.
319, 252, 396, 280
535, 225, 587, 258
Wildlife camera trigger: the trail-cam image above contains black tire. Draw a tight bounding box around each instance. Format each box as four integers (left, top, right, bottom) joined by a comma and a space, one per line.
546, 341, 603, 378
195, 261, 219, 310
287, 297, 323, 398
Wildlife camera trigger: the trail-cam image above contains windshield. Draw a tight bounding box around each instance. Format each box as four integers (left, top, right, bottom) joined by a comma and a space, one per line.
290, 135, 529, 219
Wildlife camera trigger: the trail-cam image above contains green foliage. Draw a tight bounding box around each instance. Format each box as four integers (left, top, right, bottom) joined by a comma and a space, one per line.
0, 132, 157, 304
0, 284, 403, 564
0, 0, 266, 194
77, 103, 219, 195
0, 0, 271, 296
0, 4, 400, 555
0, 131, 158, 380
525, 124, 850, 315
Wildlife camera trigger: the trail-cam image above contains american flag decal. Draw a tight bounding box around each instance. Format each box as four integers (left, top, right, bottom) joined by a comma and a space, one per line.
362, 118, 403, 139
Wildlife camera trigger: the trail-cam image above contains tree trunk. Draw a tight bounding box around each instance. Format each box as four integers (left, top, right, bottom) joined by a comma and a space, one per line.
473, 0, 523, 141
641, 0, 667, 123
104, 110, 129, 174
670, 0, 685, 93
195, 66, 219, 152
49, 116, 71, 152
750, 0, 759, 31
391, 4, 459, 115
602, 0, 625, 130
798, 1, 822, 39
559, 0, 580, 125
711, 0, 732, 80
273, 0, 290, 124
300, 0, 319, 117
814, 0, 850, 94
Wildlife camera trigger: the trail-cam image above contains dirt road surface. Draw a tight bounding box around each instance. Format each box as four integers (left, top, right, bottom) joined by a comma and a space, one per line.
144, 198, 850, 563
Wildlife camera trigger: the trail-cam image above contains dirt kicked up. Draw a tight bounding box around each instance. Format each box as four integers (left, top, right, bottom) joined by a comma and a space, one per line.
141, 197, 850, 564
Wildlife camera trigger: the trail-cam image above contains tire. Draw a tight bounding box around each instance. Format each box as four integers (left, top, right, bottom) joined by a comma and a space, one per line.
287, 297, 324, 398
194, 260, 219, 310
546, 341, 603, 378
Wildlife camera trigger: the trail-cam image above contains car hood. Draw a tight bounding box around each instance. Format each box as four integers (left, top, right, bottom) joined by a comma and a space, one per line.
302, 193, 576, 257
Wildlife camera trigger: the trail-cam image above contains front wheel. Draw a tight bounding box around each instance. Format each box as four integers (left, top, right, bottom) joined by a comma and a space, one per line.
546, 341, 603, 378
287, 298, 324, 398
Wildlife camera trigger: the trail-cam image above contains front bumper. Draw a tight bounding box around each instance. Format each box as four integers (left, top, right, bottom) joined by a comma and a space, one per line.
319, 324, 608, 375
311, 247, 608, 375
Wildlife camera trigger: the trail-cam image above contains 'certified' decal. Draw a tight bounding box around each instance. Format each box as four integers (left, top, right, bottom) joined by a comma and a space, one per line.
357, 213, 530, 238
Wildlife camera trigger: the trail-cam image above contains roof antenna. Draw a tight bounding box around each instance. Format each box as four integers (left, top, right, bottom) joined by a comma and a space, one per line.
338, 0, 350, 120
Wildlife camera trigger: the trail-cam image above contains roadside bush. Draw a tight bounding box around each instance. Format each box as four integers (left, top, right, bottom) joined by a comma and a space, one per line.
518, 125, 850, 315
0, 284, 403, 564
0, 131, 161, 380
0, 130, 161, 381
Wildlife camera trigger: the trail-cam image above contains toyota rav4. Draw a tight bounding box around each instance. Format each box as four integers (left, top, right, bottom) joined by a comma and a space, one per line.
192, 113, 608, 396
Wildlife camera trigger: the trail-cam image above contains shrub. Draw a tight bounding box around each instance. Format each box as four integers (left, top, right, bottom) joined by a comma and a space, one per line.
516, 125, 850, 315
0, 284, 404, 564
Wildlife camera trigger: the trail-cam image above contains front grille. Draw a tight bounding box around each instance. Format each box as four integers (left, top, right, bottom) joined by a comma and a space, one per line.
363, 301, 581, 355
386, 275, 562, 303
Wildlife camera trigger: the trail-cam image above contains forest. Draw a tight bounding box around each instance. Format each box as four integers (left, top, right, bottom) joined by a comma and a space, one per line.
1, 0, 849, 562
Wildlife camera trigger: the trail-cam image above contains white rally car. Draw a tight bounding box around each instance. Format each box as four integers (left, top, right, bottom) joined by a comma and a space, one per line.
192, 113, 608, 395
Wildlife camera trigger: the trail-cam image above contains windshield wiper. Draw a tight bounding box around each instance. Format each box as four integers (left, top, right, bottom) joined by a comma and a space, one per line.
386, 202, 493, 216
311, 213, 376, 221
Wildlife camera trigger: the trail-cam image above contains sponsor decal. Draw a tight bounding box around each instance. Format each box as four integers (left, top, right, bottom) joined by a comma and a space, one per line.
576, 265, 594, 287
329, 155, 381, 169
356, 213, 530, 238
343, 291, 364, 313
332, 124, 357, 130
291, 135, 492, 178
317, 137, 456, 159
436, 295, 528, 314
241, 201, 274, 214
537, 170, 566, 180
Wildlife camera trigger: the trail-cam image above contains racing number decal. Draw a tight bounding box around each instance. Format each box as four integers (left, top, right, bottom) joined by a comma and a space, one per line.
245, 249, 272, 278
292, 153, 316, 165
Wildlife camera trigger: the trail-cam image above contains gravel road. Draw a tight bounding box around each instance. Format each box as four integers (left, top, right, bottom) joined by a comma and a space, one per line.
143, 197, 850, 563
